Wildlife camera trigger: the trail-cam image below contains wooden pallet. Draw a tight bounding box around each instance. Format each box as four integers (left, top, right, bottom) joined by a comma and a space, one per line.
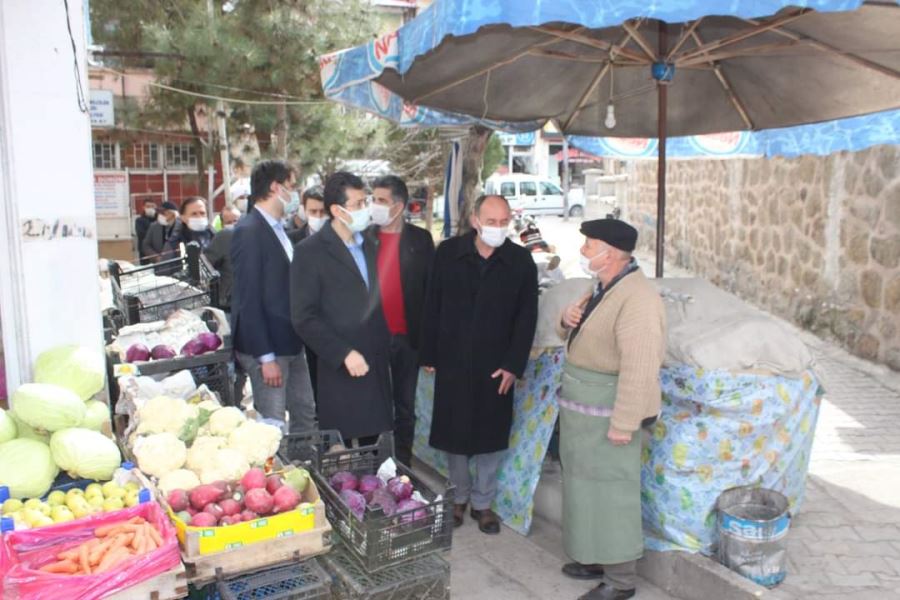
106, 562, 188, 600
183, 522, 333, 586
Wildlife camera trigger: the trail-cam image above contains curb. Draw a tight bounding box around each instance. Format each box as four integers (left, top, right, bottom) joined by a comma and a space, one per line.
532, 463, 794, 600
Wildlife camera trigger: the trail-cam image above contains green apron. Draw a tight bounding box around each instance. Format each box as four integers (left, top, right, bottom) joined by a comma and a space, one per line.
560, 361, 643, 565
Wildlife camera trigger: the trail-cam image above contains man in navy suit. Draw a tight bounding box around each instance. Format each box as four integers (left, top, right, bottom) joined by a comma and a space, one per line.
230, 160, 315, 433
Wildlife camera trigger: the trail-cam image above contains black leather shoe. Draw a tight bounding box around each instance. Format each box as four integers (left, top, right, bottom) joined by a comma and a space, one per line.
561, 562, 605, 580
577, 582, 636, 600
452, 503, 467, 528
469, 508, 501, 534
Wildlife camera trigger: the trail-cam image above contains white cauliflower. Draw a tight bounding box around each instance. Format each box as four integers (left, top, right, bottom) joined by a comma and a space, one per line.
136, 396, 199, 436
227, 421, 282, 466
208, 406, 245, 436
133, 432, 187, 478
185, 435, 226, 473
199, 448, 250, 484
158, 469, 201, 495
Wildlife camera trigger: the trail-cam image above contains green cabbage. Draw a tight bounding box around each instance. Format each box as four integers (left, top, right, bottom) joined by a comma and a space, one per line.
0, 438, 59, 499
50, 428, 122, 481
33, 345, 105, 401
0, 408, 16, 444
12, 383, 86, 433
12, 414, 50, 443
81, 400, 111, 432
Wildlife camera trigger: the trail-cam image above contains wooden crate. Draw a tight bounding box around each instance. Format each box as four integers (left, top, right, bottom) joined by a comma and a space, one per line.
183, 521, 333, 586
106, 562, 188, 600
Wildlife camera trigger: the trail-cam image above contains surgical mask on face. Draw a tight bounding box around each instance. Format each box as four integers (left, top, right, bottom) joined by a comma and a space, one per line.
284, 190, 301, 217
476, 220, 507, 248
187, 217, 209, 232
369, 202, 398, 227
144, 208, 156, 218
579, 250, 609, 277
339, 205, 370, 233
157, 214, 171, 226
235, 198, 248, 213
308, 216, 327, 233
223, 223, 236, 231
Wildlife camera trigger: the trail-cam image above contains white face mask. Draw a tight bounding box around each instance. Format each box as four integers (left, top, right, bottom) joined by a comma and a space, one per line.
339, 205, 370, 233
370, 202, 399, 227
476, 220, 507, 248
144, 208, 156, 218
223, 223, 236, 231
579, 250, 609, 277
308, 216, 327, 233
235, 198, 248, 213
187, 217, 209, 232
157, 214, 171, 226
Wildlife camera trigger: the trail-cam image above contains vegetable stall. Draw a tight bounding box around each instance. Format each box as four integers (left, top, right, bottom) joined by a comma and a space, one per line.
1, 300, 454, 598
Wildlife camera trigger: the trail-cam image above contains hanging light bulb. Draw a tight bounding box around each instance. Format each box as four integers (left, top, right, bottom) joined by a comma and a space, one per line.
604, 103, 617, 129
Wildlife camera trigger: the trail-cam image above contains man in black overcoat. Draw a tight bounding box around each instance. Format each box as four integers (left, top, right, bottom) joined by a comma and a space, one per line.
290, 172, 393, 443
419, 194, 538, 534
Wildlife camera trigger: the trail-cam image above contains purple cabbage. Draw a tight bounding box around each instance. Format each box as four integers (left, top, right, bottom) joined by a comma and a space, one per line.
197, 332, 222, 351
125, 343, 151, 362
387, 476, 413, 501
150, 344, 177, 360
367, 488, 397, 517
330, 471, 358, 493
340, 489, 366, 521
396, 499, 427, 525
358, 475, 384, 498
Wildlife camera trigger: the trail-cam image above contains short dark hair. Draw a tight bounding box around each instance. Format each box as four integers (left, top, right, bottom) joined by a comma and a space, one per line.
323, 172, 366, 211
474, 194, 509, 216
372, 175, 409, 206
250, 160, 293, 203
180, 196, 206, 215
301, 186, 324, 207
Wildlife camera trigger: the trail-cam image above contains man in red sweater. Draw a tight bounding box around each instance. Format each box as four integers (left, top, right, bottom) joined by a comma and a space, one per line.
368, 176, 435, 465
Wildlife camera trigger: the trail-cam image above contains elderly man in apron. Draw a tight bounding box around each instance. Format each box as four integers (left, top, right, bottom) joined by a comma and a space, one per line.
557, 219, 666, 600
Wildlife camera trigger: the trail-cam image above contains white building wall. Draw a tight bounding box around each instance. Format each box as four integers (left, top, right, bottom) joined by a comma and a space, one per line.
0, 0, 102, 388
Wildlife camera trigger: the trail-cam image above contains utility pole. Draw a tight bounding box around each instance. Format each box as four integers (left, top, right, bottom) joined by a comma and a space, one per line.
208, 0, 232, 207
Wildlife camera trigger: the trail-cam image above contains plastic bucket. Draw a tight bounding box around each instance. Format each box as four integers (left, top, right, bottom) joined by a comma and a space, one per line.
716, 485, 790, 587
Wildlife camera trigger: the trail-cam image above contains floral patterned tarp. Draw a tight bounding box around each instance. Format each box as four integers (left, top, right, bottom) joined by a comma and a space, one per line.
642, 366, 821, 554
413, 348, 564, 536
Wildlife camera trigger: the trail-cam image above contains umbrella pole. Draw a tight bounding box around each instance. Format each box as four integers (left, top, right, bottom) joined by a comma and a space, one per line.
563, 136, 570, 222
655, 22, 668, 279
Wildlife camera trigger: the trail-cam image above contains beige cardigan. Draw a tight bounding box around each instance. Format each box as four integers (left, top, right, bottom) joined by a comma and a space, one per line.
557, 270, 667, 432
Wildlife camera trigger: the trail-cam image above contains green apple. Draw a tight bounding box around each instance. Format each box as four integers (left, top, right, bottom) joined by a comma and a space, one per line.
70, 501, 91, 519
124, 490, 140, 508
102, 497, 124, 512
85, 483, 103, 499
87, 494, 105, 508
50, 506, 75, 523
35, 516, 55, 527
47, 490, 67, 506
22, 508, 44, 527
37, 503, 52, 517
124, 482, 141, 493
2, 498, 23, 514
101, 482, 125, 500
24, 498, 43, 511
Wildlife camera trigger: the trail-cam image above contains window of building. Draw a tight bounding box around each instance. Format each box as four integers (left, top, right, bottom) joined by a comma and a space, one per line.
93, 142, 118, 169
165, 143, 197, 168
132, 143, 160, 169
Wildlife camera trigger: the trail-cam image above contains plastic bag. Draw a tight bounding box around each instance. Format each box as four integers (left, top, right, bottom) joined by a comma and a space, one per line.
0, 501, 180, 600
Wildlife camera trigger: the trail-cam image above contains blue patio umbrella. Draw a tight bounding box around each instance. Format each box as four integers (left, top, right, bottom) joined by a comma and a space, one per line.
321, 0, 900, 275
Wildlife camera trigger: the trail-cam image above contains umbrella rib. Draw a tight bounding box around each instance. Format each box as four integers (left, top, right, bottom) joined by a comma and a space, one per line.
743, 17, 900, 80
409, 34, 568, 104
531, 26, 648, 64
677, 39, 812, 67
675, 9, 809, 64
562, 31, 635, 131
623, 21, 659, 60
690, 31, 754, 130
666, 18, 704, 60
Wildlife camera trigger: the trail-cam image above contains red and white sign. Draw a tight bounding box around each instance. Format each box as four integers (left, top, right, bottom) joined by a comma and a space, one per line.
94, 173, 129, 219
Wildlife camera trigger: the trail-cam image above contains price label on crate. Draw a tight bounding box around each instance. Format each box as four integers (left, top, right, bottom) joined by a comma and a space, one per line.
113, 363, 140, 377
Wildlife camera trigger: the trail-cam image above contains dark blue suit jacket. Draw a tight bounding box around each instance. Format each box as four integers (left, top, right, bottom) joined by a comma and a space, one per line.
230, 208, 303, 358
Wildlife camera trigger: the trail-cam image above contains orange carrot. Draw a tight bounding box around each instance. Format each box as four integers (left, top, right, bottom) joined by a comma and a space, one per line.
95, 548, 131, 573
89, 538, 115, 565
145, 523, 163, 548
56, 549, 78, 561
79, 543, 91, 575
128, 516, 146, 525
40, 560, 78, 574
131, 527, 145, 552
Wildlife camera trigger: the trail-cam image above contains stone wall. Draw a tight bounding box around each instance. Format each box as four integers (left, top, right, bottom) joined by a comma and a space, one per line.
623, 144, 900, 370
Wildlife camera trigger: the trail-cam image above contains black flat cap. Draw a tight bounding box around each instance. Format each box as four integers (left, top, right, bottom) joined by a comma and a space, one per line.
161, 201, 178, 211
580, 218, 637, 252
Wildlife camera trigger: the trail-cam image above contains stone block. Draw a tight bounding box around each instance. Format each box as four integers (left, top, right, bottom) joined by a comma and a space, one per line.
870, 235, 900, 269
877, 145, 899, 181
861, 270, 883, 308
884, 182, 900, 228
884, 276, 900, 312
855, 334, 880, 362
886, 348, 900, 372
864, 166, 885, 198
848, 199, 883, 228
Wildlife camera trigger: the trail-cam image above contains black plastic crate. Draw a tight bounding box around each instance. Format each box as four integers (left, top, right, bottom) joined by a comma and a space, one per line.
216, 560, 331, 600
108, 347, 235, 408
320, 543, 450, 600
281, 432, 454, 573
109, 242, 221, 324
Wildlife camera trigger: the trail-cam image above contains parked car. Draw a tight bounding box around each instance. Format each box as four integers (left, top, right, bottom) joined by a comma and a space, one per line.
484, 174, 585, 217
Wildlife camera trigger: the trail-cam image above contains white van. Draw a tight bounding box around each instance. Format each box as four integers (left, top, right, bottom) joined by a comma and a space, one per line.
484, 174, 584, 217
